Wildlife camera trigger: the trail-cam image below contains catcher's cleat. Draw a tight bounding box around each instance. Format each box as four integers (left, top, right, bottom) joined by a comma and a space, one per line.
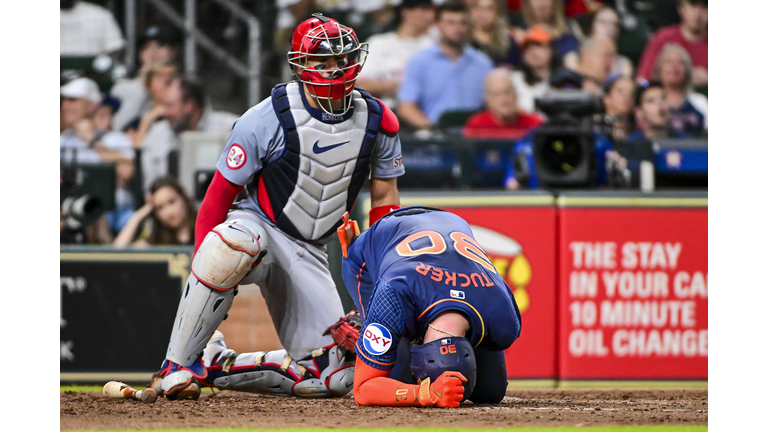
149, 358, 209, 400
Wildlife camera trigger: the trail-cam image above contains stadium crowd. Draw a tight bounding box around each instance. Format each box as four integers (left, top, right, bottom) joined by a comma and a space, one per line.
60, 0, 708, 244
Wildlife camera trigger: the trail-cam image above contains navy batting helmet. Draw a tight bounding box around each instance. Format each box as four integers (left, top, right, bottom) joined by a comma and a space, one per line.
410, 337, 476, 400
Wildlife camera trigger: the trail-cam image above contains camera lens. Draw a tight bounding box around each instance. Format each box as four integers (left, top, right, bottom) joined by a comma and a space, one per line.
61, 194, 104, 230
539, 135, 585, 175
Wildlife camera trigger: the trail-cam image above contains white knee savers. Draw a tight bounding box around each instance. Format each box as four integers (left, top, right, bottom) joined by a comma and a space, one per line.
192, 218, 269, 290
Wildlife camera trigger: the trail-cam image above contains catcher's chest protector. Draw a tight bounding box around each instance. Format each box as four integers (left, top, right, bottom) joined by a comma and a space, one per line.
253, 82, 381, 242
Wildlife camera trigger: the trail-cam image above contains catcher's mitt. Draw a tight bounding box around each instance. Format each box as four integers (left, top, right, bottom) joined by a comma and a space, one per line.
323, 310, 363, 352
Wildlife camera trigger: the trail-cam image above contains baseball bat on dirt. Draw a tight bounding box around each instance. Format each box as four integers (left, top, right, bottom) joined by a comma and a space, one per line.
103, 381, 158, 403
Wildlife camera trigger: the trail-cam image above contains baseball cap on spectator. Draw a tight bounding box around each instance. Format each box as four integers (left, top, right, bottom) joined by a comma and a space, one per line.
520, 26, 552, 51
140, 25, 178, 47
100, 95, 122, 113
61, 77, 102, 103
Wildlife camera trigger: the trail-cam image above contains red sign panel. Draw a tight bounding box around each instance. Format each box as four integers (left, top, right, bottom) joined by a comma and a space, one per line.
558, 207, 708, 379
447, 206, 558, 379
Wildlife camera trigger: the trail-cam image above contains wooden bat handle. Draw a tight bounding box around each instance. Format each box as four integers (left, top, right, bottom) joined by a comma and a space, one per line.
103, 381, 158, 403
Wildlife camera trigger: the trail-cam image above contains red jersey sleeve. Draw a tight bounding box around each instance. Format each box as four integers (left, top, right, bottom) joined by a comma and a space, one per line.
194, 170, 244, 255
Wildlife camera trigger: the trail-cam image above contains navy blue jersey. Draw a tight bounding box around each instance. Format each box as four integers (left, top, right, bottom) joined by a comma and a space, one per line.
342, 207, 522, 370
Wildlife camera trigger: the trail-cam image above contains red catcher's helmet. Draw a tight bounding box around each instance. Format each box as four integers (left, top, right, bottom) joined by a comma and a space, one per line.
287, 13, 368, 115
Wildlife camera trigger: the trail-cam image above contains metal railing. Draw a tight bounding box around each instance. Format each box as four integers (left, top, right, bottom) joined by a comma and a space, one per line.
124, 0, 261, 106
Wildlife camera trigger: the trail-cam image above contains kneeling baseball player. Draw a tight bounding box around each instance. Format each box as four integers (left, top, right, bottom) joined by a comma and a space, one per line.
337, 206, 522, 407
148, 13, 404, 401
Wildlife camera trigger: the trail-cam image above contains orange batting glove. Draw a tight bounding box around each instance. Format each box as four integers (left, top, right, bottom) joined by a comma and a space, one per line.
418, 371, 467, 408
337, 211, 360, 259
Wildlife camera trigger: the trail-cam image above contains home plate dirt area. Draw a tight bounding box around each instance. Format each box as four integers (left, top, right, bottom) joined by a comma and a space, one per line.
60, 388, 707, 430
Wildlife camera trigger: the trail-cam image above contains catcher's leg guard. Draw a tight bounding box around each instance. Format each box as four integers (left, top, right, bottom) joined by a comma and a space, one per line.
202, 332, 355, 398
165, 218, 268, 366
293, 345, 355, 397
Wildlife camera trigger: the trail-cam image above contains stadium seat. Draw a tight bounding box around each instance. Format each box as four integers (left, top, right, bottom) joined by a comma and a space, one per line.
437, 109, 482, 129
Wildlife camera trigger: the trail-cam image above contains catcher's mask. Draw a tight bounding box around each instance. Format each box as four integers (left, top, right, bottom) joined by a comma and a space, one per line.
410, 337, 477, 401
287, 13, 368, 116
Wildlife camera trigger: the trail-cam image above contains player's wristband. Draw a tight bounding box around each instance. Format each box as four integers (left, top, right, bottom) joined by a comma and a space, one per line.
418, 377, 434, 407
369, 205, 401, 226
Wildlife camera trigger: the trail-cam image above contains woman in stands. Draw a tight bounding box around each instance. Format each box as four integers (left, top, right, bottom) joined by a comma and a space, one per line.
469, 0, 520, 67
513, 0, 583, 59
113, 176, 197, 246
563, 6, 633, 78
510, 25, 562, 114
125, 62, 177, 148
652, 43, 707, 136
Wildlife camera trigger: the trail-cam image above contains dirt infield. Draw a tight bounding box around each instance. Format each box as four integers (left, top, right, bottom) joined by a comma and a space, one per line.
60, 388, 707, 430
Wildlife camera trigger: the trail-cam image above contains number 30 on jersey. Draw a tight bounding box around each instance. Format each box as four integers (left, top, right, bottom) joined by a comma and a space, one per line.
395, 230, 497, 273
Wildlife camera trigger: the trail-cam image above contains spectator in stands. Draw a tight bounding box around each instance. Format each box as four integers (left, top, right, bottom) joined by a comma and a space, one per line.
139, 78, 239, 192
60, 77, 134, 164
510, 26, 561, 113
627, 80, 690, 141
111, 26, 179, 132
601, 75, 635, 140
356, 0, 437, 110
653, 43, 707, 136
469, 0, 521, 67
512, 0, 583, 59
61, 78, 138, 242
569, 35, 616, 94
463, 68, 544, 138
113, 177, 198, 247
91, 94, 138, 235
126, 62, 178, 148
397, 1, 493, 130
60, 0, 125, 57
93, 96, 120, 132
636, 0, 707, 86
563, 6, 632, 78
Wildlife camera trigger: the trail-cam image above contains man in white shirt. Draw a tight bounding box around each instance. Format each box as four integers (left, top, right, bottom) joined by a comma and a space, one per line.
60, 77, 134, 164
356, 0, 438, 109
60, 0, 125, 57
141, 78, 238, 192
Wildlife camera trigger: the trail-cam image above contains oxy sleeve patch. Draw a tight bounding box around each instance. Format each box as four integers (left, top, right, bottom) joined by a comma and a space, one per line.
226, 144, 247, 169
362, 323, 394, 355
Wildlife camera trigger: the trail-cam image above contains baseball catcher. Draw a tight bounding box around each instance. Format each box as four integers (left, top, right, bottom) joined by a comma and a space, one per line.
338, 206, 522, 407
149, 12, 403, 400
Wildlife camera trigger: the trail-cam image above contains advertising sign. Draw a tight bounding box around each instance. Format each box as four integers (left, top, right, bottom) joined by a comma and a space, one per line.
558, 198, 708, 379
61, 250, 190, 374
